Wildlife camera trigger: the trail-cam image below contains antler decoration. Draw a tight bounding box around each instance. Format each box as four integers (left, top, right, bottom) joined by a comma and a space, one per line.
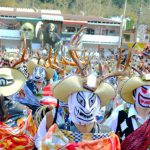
100, 42, 137, 82
48, 48, 53, 66
116, 48, 122, 70
68, 50, 87, 76
83, 50, 95, 71
123, 42, 136, 71
68, 27, 89, 76
47, 48, 64, 74
54, 51, 58, 64
70, 27, 87, 47
130, 65, 143, 76
12, 48, 27, 68
130, 43, 149, 76
68, 27, 99, 92
36, 51, 41, 64
60, 51, 87, 67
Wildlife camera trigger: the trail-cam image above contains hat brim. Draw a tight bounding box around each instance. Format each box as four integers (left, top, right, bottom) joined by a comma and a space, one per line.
52, 75, 116, 107
0, 68, 26, 96
95, 82, 116, 107
120, 76, 150, 104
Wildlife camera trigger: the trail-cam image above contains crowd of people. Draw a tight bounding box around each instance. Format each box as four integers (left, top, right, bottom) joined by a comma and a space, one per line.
0, 29, 150, 150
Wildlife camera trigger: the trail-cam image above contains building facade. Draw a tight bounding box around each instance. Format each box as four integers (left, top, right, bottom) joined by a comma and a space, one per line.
0, 7, 121, 56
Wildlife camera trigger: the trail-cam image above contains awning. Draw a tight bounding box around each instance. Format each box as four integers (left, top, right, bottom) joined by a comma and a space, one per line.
41, 14, 63, 21
16, 17, 41, 22
63, 20, 87, 25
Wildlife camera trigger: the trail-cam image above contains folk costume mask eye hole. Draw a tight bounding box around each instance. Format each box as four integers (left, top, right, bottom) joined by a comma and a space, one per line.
77, 92, 85, 107
133, 85, 150, 108
89, 94, 96, 107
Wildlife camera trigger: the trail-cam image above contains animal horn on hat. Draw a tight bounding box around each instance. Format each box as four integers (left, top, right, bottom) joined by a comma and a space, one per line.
68, 27, 90, 76
70, 27, 87, 46
129, 42, 143, 76
68, 27, 98, 92
47, 47, 64, 74
68, 50, 87, 76
100, 42, 137, 82
36, 51, 41, 64
130, 65, 143, 76
116, 47, 122, 70
12, 48, 27, 68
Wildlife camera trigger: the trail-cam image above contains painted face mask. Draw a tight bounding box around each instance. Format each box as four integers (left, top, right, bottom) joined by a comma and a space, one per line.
32, 66, 46, 82
133, 85, 150, 108
68, 91, 100, 125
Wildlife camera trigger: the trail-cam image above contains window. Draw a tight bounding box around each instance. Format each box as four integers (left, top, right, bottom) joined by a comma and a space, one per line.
109, 30, 116, 35
123, 34, 130, 42
65, 26, 76, 32
102, 29, 108, 35
86, 28, 95, 35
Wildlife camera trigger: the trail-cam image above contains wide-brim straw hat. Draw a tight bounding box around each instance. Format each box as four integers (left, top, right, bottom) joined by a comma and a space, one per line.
52, 75, 116, 107
0, 68, 26, 96
120, 74, 150, 104
27, 58, 54, 80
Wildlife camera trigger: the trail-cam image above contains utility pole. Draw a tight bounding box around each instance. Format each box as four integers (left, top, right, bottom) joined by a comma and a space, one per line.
119, 0, 127, 48
135, 0, 142, 42
99, 0, 101, 16
26, 0, 28, 8
44, 0, 46, 7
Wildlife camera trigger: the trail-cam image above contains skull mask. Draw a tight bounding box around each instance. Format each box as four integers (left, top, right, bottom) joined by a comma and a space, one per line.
47, 23, 55, 38
20, 22, 34, 40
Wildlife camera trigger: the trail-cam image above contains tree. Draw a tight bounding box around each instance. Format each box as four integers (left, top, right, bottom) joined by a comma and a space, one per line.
112, 0, 125, 8
0, 0, 16, 7
40, 0, 54, 3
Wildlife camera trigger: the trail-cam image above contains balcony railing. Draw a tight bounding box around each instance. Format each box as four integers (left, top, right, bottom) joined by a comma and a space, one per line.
80, 34, 120, 45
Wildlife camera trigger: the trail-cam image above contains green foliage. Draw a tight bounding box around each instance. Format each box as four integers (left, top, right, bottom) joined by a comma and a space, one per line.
40, 0, 54, 3
0, 0, 16, 7
112, 0, 125, 8
126, 19, 135, 30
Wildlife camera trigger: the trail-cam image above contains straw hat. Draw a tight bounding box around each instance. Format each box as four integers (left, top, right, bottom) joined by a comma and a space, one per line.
27, 58, 54, 80
52, 75, 116, 107
120, 74, 150, 104
0, 68, 26, 96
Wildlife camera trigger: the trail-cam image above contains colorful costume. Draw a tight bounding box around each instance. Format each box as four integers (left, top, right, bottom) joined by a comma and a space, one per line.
39, 48, 121, 150
0, 68, 37, 150
105, 74, 150, 149
13, 58, 54, 114
41, 124, 120, 150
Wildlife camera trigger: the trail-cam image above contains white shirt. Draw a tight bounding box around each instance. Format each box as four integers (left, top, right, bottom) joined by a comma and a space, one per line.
104, 104, 150, 132
34, 116, 47, 148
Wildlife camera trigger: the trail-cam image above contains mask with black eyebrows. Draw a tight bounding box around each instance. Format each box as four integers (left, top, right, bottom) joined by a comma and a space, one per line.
133, 85, 150, 108
32, 66, 46, 82
68, 91, 100, 125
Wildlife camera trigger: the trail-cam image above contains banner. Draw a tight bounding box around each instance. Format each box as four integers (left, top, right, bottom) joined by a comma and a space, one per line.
127, 43, 146, 52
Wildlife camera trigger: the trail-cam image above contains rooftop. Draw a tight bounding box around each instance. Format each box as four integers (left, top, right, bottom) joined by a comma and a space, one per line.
0, 7, 121, 24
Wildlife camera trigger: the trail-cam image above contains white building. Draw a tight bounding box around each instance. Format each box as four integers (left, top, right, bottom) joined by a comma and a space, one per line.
0, 7, 121, 56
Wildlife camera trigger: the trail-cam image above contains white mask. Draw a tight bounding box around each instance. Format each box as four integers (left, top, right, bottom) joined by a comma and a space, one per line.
133, 85, 150, 108
68, 91, 100, 125
32, 66, 46, 82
